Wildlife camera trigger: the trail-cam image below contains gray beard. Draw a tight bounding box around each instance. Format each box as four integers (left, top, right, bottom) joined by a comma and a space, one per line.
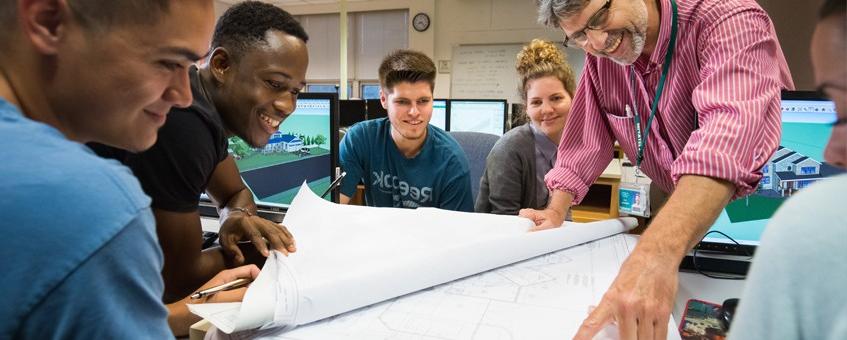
610, 30, 646, 66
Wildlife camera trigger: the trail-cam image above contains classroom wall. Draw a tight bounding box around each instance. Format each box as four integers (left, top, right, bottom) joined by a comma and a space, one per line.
758, 0, 823, 90
213, 0, 824, 96
431, 0, 569, 99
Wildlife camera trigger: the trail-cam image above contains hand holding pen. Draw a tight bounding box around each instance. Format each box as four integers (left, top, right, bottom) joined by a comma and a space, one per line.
190, 278, 252, 299
190, 265, 260, 302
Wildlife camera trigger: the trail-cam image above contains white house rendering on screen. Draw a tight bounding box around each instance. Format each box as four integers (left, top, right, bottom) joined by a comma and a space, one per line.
262, 132, 304, 154
759, 146, 823, 197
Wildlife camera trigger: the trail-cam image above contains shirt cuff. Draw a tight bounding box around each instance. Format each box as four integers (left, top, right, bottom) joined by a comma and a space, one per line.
544, 167, 591, 205
671, 151, 761, 199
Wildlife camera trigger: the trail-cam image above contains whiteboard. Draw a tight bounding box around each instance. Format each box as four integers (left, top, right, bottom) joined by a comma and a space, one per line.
450, 44, 524, 105
450, 43, 586, 107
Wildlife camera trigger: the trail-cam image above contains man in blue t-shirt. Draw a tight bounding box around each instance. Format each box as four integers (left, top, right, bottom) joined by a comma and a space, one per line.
0, 1, 256, 338
729, 1, 847, 338
339, 50, 473, 211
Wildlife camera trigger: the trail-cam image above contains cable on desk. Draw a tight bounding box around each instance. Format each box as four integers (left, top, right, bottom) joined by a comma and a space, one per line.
692, 230, 752, 280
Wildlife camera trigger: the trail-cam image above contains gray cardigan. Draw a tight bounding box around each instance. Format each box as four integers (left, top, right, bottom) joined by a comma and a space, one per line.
475, 124, 545, 214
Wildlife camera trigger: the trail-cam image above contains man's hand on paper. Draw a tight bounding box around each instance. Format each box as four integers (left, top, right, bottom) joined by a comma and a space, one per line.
220, 213, 297, 264
519, 207, 566, 231
520, 190, 574, 231
572, 247, 677, 340
572, 176, 733, 339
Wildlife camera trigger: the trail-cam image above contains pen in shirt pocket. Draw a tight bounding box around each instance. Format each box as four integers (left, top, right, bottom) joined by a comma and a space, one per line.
625, 104, 634, 118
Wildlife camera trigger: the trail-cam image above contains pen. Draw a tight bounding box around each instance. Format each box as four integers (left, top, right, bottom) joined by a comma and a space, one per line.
321, 171, 347, 198
190, 278, 252, 299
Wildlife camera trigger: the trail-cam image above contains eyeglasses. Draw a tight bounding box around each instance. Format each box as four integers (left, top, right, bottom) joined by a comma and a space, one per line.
561, 0, 613, 48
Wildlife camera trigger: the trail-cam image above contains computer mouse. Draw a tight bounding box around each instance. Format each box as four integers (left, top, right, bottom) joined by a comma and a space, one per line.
720, 298, 740, 331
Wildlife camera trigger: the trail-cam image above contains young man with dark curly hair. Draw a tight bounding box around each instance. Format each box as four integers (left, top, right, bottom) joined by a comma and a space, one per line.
92, 0, 309, 303
338, 50, 473, 211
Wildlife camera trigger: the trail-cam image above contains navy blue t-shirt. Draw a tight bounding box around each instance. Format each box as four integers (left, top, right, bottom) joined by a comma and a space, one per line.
339, 118, 473, 211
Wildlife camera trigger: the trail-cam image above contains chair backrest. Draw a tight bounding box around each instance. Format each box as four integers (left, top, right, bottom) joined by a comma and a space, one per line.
448, 131, 501, 203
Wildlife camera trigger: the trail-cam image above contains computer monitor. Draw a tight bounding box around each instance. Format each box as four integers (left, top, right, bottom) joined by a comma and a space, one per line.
447, 99, 508, 136
339, 99, 366, 127
366, 99, 388, 120
682, 91, 843, 273
224, 93, 339, 211
430, 99, 448, 130
307, 83, 352, 99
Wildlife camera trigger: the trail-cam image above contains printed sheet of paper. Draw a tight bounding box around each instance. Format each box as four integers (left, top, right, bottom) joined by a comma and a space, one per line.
188, 251, 299, 334
210, 234, 681, 340
191, 183, 637, 336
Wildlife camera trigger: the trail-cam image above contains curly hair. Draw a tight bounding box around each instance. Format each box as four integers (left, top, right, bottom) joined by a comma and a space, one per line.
378, 50, 437, 93
212, 1, 309, 60
516, 39, 577, 102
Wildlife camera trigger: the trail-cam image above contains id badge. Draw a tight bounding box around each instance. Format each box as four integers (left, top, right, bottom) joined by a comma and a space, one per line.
619, 181, 651, 217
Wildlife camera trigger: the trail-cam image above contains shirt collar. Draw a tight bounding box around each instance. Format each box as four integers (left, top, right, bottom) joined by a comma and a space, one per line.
0, 97, 70, 142
0, 98, 21, 121
529, 123, 558, 161
634, 0, 673, 72
188, 65, 217, 116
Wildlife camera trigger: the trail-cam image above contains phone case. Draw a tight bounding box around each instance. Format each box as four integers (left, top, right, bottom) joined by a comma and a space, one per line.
679, 299, 726, 340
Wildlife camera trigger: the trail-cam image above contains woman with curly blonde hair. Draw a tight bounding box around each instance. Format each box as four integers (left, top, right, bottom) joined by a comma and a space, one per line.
476, 39, 576, 214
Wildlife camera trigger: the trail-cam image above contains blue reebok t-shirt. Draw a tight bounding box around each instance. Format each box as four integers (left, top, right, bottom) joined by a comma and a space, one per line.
0, 99, 171, 338
339, 118, 473, 211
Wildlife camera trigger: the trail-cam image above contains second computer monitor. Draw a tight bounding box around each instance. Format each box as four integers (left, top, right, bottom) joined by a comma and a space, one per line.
339, 99, 366, 127
430, 99, 448, 130
701, 90, 843, 250
366, 99, 388, 120
448, 99, 508, 136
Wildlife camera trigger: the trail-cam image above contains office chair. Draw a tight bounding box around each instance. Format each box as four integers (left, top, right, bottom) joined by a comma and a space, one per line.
448, 131, 500, 203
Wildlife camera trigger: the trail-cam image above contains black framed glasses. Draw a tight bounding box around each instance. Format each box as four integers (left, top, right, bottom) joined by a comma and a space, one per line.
561, 0, 613, 48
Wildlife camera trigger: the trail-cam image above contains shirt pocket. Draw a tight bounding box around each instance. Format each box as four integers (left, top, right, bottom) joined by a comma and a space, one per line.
603, 110, 674, 172
604, 110, 635, 154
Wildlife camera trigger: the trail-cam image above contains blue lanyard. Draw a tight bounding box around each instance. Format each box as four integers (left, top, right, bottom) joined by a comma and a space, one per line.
631, 0, 678, 168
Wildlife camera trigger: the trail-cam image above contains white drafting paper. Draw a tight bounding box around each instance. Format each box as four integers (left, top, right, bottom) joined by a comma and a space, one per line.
192, 183, 637, 336
188, 251, 297, 333
210, 234, 680, 340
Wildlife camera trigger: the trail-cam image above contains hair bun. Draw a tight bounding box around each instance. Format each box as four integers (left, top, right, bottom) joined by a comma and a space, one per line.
516, 39, 567, 76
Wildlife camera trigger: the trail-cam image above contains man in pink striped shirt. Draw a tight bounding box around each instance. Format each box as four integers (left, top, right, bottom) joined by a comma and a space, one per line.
520, 0, 793, 338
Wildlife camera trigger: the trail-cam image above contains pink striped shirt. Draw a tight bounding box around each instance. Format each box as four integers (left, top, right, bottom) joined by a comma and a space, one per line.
546, 0, 794, 204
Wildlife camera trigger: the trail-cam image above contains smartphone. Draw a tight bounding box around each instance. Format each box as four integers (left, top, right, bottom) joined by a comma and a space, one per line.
679, 299, 726, 340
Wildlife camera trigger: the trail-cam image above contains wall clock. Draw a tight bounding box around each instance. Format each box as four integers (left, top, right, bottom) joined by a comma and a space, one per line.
413, 12, 430, 32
